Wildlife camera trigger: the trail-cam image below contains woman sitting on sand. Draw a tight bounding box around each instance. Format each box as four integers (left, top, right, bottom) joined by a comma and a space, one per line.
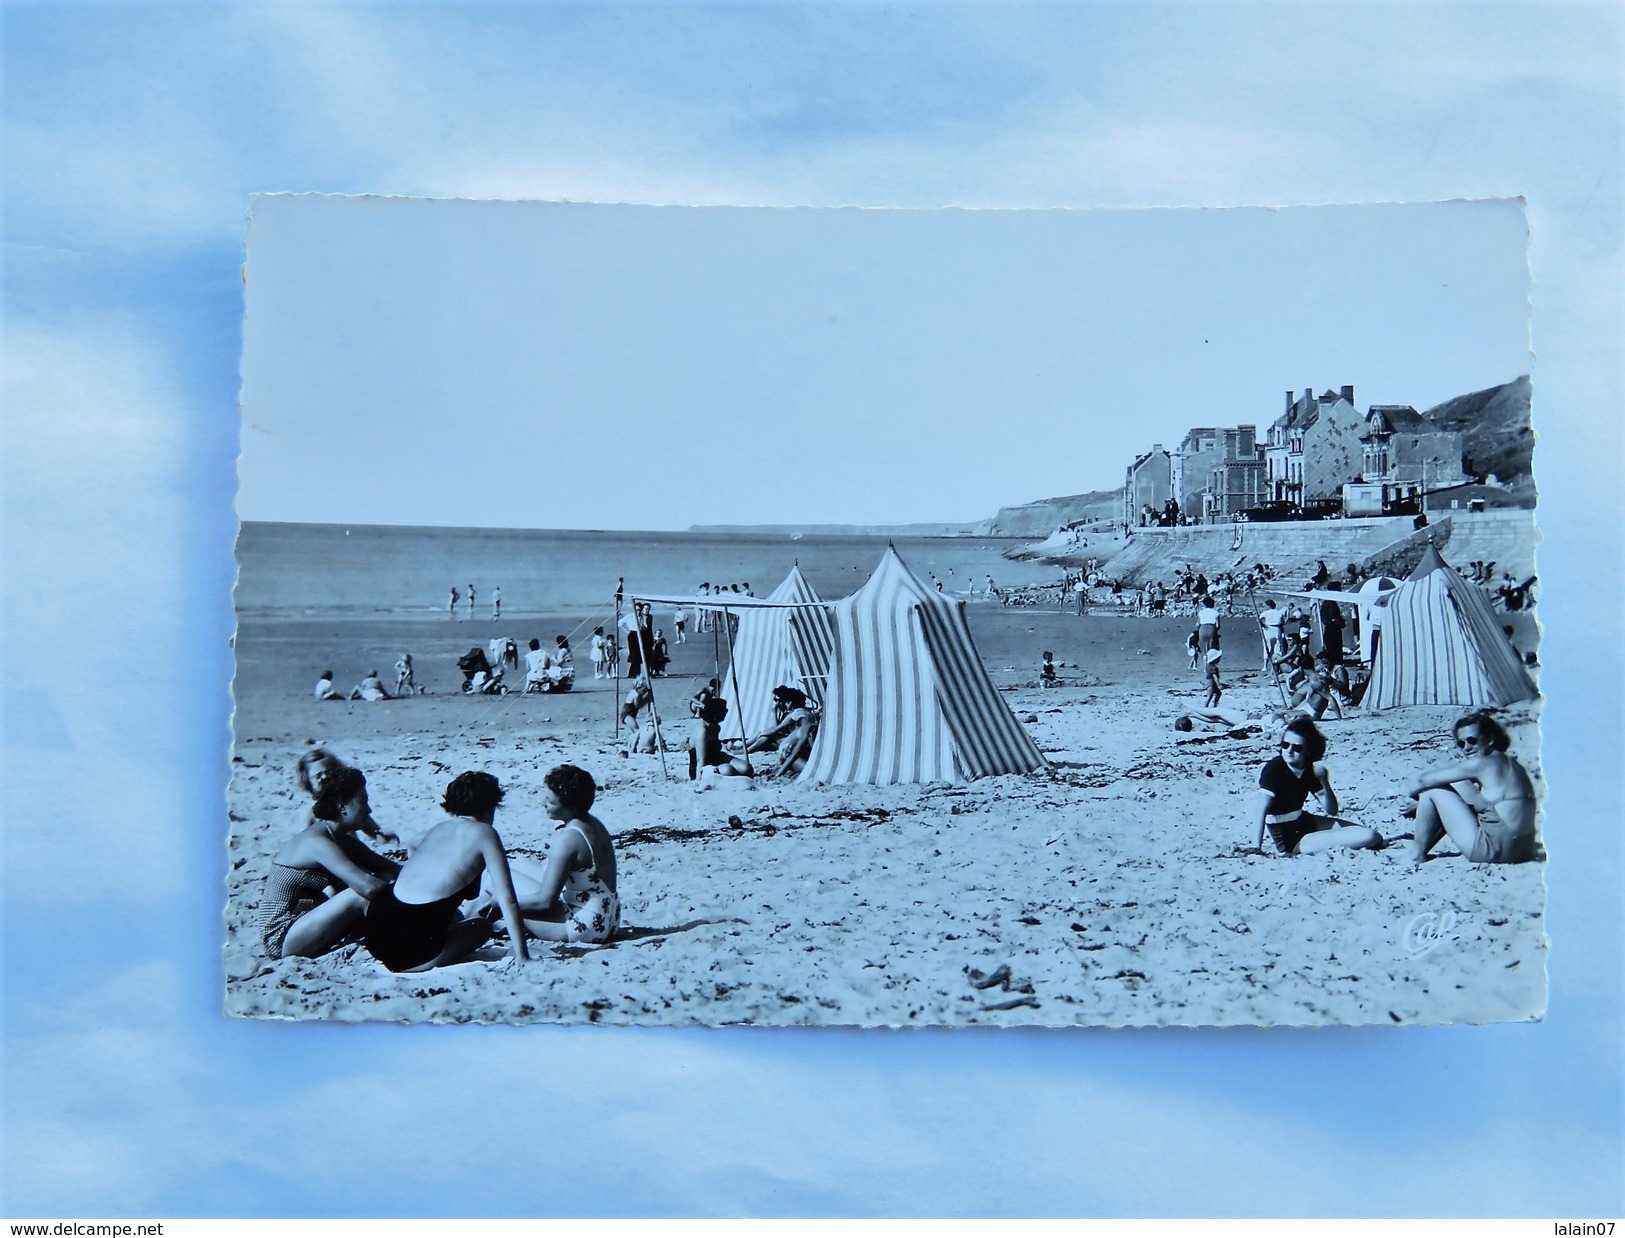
1252, 718, 1384, 857
1288, 652, 1351, 721
523, 638, 551, 691
362, 771, 530, 972
348, 671, 391, 701
256, 767, 400, 960
1404, 711, 1538, 865
746, 685, 820, 779
504, 765, 621, 945
314, 670, 342, 701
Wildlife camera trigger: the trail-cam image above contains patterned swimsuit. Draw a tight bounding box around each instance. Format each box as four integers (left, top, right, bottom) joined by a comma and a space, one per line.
556, 822, 621, 944
256, 863, 334, 959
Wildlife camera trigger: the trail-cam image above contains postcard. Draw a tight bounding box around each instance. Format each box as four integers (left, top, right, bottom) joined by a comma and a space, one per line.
229, 197, 1543, 1026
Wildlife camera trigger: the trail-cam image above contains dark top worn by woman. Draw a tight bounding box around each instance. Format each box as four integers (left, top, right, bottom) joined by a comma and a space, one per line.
1258, 756, 1325, 855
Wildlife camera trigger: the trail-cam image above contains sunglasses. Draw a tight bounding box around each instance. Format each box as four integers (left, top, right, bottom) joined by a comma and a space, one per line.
1280, 740, 1308, 753
1456, 732, 1485, 749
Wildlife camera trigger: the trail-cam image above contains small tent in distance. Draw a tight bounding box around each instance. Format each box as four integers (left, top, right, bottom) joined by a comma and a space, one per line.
800, 546, 1045, 785
720, 565, 836, 744
1363, 543, 1538, 710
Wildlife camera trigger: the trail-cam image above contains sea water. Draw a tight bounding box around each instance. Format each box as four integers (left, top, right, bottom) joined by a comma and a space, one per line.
234, 523, 1066, 619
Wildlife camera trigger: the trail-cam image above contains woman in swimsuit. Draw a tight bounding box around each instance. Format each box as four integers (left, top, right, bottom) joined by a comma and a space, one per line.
256, 766, 400, 960
1405, 711, 1538, 864
505, 765, 621, 945
745, 686, 819, 779
1252, 718, 1384, 856
362, 771, 530, 972
1174, 703, 1304, 733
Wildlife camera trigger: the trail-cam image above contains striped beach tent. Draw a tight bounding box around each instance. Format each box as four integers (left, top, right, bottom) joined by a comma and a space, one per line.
1364, 544, 1537, 710
720, 565, 837, 743
799, 547, 1045, 785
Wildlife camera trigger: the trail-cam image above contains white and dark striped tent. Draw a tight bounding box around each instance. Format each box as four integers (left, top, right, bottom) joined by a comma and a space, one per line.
1364, 544, 1538, 710
718, 565, 837, 743
799, 547, 1045, 785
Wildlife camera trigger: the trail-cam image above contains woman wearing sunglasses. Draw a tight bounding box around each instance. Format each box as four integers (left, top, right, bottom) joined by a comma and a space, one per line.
1405, 711, 1538, 864
1254, 717, 1385, 856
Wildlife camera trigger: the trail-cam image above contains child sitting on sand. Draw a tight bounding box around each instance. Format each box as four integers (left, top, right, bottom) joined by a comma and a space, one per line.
1041, 651, 1059, 687
619, 678, 663, 754
362, 771, 530, 972
1252, 718, 1384, 857
256, 766, 400, 960
503, 765, 621, 944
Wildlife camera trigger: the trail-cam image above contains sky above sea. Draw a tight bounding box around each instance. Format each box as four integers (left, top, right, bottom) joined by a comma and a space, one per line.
2, 0, 1621, 1220
236, 195, 1533, 530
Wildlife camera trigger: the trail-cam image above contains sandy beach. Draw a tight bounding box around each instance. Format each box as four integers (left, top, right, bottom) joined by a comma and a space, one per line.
225, 598, 1546, 1028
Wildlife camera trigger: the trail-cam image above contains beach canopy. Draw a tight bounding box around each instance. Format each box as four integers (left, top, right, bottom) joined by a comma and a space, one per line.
799, 546, 1045, 785
1363, 544, 1537, 710
718, 565, 837, 743
1286, 576, 1400, 664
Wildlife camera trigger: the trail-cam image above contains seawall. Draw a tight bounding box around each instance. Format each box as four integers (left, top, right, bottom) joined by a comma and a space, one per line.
1027, 509, 1537, 589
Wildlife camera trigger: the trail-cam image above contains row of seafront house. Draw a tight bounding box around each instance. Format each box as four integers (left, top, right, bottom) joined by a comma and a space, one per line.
1124, 384, 1503, 528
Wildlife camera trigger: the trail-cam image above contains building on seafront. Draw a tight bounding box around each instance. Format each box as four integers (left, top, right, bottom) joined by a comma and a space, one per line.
1121, 379, 1496, 527
1266, 386, 1366, 508
1178, 424, 1268, 522
1124, 444, 1175, 528
1342, 404, 1469, 516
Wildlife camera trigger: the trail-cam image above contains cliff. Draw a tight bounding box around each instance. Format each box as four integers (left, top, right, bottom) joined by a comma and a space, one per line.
973, 488, 1123, 537
1424, 374, 1535, 495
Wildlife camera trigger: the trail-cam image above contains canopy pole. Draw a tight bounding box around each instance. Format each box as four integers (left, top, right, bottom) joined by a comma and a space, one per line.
634, 617, 671, 780
719, 606, 755, 774
613, 585, 623, 737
